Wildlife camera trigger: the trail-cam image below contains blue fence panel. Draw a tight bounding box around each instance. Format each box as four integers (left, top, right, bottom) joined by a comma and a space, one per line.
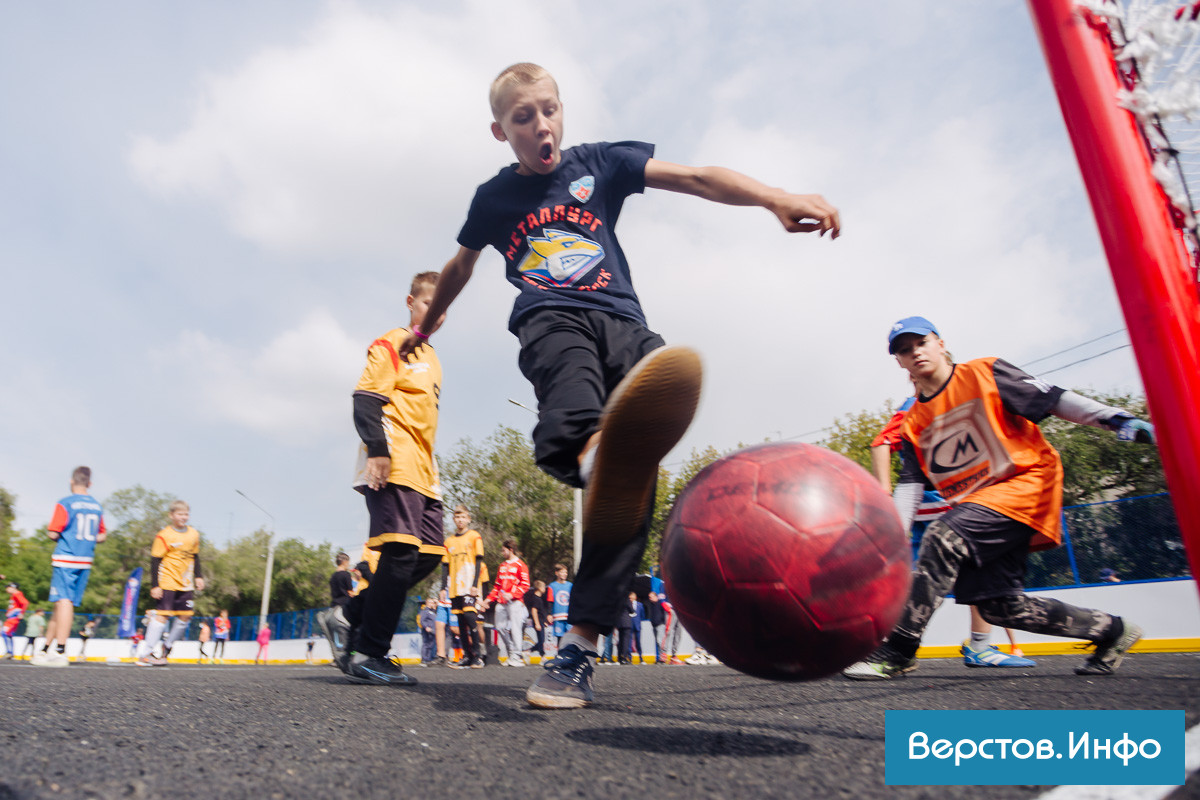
58, 495, 1190, 639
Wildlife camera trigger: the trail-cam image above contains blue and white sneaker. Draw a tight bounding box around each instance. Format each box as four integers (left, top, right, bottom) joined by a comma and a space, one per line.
526, 644, 596, 709
961, 641, 1037, 668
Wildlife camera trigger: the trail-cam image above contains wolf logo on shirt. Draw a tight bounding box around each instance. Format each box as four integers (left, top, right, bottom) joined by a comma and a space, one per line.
517, 229, 605, 288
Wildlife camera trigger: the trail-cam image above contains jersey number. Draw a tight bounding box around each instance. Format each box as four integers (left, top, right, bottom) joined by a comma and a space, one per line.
76, 513, 100, 542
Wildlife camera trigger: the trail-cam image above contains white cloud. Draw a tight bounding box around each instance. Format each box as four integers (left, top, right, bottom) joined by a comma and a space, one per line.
153, 309, 363, 441
126, 1, 606, 261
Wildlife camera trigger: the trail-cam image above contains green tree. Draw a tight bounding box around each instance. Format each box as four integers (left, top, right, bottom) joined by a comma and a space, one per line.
262, 536, 338, 615
440, 426, 575, 583
203, 528, 271, 618
6, 530, 54, 610
0, 485, 17, 579
88, 486, 178, 614
821, 405, 896, 475
646, 446, 728, 571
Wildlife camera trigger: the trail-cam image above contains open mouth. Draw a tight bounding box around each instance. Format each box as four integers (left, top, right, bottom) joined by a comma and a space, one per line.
539, 142, 553, 164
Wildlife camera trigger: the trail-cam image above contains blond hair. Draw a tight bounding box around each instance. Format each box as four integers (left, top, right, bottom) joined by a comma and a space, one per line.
410, 271, 439, 297
489, 62, 558, 119
169, 499, 189, 513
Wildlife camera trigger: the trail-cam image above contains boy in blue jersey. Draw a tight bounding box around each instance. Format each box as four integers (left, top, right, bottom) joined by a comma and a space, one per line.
34, 466, 106, 667
546, 563, 572, 648
397, 63, 839, 708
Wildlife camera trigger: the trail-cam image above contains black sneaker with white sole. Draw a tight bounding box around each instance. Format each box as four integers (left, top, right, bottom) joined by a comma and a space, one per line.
344, 654, 418, 686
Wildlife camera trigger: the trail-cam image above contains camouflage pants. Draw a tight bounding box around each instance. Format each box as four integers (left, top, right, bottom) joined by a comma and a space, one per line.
893, 519, 1117, 647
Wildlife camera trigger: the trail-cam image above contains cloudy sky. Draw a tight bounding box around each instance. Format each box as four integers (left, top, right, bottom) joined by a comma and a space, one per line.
0, 1, 1146, 554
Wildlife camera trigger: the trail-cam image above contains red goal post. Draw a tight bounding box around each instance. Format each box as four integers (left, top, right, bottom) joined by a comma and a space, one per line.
1028, 0, 1200, 593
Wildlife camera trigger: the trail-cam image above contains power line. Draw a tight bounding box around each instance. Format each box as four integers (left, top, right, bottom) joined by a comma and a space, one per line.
1020, 328, 1126, 369
1034, 344, 1133, 376
663, 330, 1136, 467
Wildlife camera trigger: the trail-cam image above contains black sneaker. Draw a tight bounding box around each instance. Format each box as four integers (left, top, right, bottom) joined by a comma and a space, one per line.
526, 644, 597, 709
842, 641, 918, 681
471, 658, 485, 669
344, 654, 417, 686
317, 607, 351, 664
449, 657, 473, 670
1075, 621, 1143, 676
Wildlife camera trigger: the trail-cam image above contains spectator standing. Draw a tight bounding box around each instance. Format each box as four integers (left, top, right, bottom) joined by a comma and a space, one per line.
645, 591, 667, 664
617, 592, 641, 665
255, 624, 271, 665
316, 552, 356, 663
197, 620, 212, 664
523, 580, 549, 661
419, 597, 437, 666
483, 540, 531, 666
434, 589, 452, 666
4, 583, 29, 659
77, 619, 96, 662
213, 610, 230, 663
22, 610, 47, 659
443, 506, 486, 669
545, 564, 573, 654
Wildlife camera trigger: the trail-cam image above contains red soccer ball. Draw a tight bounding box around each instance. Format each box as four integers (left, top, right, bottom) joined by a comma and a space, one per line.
661, 442, 912, 681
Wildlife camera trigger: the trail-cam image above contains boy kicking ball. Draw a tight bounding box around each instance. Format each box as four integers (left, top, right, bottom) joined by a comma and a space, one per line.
398, 62, 839, 708
844, 317, 1153, 681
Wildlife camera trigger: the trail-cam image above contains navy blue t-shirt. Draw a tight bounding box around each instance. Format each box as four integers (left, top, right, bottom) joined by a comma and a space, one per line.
457, 141, 654, 332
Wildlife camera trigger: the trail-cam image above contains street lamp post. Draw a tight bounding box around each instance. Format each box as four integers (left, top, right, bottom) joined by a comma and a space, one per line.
508, 399, 583, 568
236, 490, 277, 626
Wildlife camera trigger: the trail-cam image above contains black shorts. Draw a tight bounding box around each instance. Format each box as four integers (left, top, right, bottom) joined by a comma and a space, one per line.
451, 595, 477, 615
155, 590, 195, 617
516, 307, 665, 487
943, 503, 1034, 604
363, 485, 445, 555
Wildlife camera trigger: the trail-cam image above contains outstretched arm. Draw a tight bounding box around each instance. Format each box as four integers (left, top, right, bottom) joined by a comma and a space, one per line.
643, 159, 840, 238
396, 246, 482, 359
1051, 391, 1156, 443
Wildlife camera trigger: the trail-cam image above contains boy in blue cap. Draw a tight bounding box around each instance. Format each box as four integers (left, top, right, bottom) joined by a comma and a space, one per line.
398, 62, 839, 708
845, 317, 1154, 680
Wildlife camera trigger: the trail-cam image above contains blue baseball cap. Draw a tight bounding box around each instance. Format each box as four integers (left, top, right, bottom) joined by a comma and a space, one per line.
888, 316, 939, 353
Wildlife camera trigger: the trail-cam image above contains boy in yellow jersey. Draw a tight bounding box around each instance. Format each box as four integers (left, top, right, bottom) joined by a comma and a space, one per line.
442, 505, 486, 668
339, 271, 448, 687
397, 62, 839, 709
136, 500, 204, 667
844, 317, 1155, 681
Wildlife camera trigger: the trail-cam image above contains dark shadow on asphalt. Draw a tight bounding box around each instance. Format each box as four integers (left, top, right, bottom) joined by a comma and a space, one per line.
566, 726, 810, 757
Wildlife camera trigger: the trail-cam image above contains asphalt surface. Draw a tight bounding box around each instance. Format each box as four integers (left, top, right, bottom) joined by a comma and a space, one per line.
0, 653, 1197, 800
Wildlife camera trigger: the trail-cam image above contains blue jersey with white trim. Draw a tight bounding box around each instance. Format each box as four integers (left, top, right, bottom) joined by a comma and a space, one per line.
48, 494, 105, 569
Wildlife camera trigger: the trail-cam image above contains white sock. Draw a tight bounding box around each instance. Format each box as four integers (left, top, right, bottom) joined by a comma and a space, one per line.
579, 445, 597, 486
165, 618, 189, 650
559, 631, 597, 659
969, 630, 991, 648
141, 618, 167, 658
